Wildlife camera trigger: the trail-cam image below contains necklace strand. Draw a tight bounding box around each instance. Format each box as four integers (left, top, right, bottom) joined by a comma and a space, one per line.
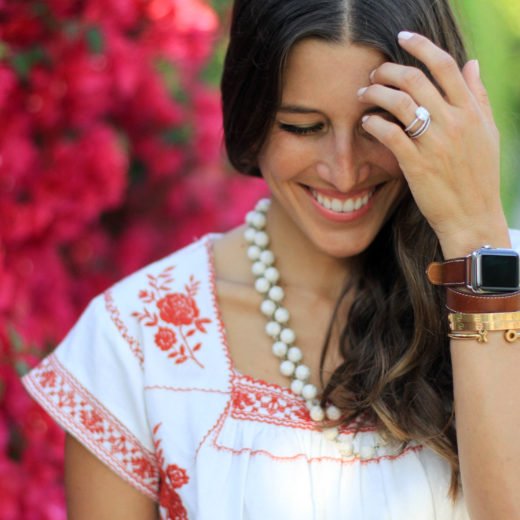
244, 198, 413, 459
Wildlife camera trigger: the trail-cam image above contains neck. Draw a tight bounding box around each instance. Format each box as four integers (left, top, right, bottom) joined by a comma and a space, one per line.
266, 197, 353, 302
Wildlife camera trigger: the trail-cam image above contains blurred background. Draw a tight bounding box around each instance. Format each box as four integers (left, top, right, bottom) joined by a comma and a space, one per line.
0, 1, 518, 518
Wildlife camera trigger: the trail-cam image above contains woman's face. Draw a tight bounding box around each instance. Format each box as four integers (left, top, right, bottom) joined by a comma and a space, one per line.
257, 38, 406, 258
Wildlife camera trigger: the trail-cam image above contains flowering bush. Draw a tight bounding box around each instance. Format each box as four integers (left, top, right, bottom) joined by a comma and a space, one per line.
0, 0, 266, 517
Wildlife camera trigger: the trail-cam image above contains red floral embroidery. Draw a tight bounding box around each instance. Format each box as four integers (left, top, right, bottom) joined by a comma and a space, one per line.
23, 354, 160, 500
153, 424, 189, 520
155, 327, 177, 351
133, 267, 211, 368
105, 290, 144, 366
158, 293, 199, 326
231, 379, 313, 430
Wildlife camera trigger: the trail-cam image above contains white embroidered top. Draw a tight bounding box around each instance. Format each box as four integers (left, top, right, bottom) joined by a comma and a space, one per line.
22, 230, 520, 519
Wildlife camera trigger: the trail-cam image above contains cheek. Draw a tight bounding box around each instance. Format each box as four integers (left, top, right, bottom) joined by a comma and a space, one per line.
258, 132, 316, 181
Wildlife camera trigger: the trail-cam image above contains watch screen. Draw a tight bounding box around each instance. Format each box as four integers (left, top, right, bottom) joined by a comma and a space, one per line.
481, 253, 520, 289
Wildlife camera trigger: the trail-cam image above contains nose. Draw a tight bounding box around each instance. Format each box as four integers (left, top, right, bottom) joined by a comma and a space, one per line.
318, 132, 360, 192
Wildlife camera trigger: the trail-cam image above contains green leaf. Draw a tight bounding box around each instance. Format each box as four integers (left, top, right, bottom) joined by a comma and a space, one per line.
86, 26, 104, 54
15, 360, 30, 377
161, 126, 192, 145
10, 47, 47, 80
8, 326, 25, 353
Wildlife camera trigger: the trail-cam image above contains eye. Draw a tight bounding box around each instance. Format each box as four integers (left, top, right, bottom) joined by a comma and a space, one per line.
278, 122, 325, 135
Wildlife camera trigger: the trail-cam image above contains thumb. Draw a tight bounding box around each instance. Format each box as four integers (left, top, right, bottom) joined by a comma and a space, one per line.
462, 59, 494, 120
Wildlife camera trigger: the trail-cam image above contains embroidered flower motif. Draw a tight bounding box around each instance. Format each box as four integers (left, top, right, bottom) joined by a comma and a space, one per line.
157, 293, 199, 326
133, 268, 211, 368
154, 327, 177, 351
165, 464, 189, 489
153, 424, 189, 520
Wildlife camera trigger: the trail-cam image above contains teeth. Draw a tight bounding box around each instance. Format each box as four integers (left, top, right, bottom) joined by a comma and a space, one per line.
312, 190, 373, 214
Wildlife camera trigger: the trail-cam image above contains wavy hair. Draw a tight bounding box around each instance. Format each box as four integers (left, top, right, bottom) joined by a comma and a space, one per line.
221, 0, 468, 498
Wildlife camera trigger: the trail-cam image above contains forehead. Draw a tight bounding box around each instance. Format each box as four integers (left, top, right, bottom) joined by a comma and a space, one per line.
281, 39, 385, 107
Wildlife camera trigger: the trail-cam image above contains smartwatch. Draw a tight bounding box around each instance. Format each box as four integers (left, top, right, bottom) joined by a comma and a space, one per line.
427, 246, 520, 294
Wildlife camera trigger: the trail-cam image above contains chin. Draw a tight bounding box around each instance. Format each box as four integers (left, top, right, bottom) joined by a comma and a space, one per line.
308, 226, 381, 259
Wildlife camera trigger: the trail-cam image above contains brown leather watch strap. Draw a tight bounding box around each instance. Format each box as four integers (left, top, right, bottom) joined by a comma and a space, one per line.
447, 287, 520, 313
426, 259, 468, 287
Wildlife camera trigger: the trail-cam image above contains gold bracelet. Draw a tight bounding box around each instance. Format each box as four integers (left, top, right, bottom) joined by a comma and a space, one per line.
448, 311, 520, 332
449, 329, 520, 344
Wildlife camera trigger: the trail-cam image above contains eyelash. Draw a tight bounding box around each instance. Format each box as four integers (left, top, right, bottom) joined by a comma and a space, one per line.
278, 123, 325, 135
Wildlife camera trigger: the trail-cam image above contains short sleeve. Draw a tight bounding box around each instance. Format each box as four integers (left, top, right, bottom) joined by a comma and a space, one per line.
510, 228, 520, 253
21, 293, 160, 501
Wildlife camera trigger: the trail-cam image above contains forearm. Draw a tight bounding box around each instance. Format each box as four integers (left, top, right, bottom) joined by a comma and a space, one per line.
451, 334, 520, 519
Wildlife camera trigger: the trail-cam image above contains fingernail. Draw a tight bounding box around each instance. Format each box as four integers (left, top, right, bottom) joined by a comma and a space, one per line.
398, 31, 414, 40
357, 87, 368, 96
474, 59, 480, 77
369, 69, 376, 83
362, 115, 370, 124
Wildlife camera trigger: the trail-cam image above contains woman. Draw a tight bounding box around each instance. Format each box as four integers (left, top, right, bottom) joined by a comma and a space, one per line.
22, 0, 520, 518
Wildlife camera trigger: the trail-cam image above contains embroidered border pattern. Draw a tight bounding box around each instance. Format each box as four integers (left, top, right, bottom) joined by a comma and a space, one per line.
22, 354, 159, 500
104, 290, 144, 367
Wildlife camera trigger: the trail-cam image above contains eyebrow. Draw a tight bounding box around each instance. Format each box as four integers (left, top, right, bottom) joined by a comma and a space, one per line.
278, 104, 321, 115
278, 104, 392, 116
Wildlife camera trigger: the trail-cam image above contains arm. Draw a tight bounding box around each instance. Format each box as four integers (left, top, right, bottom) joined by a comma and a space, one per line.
451, 328, 520, 519
65, 434, 159, 520
359, 32, 520, 518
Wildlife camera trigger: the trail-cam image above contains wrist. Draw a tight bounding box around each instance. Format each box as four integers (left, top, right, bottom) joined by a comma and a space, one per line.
436, 217, 511, 259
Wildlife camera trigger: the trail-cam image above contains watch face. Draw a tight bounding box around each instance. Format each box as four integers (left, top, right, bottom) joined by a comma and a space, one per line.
479, 252, 520, 291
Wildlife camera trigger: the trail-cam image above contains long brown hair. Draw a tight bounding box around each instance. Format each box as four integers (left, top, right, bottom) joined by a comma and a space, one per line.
221, 0, 468, 498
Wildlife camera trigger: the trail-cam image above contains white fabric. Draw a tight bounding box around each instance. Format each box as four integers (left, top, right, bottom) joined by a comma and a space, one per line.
23, 230, 520, 519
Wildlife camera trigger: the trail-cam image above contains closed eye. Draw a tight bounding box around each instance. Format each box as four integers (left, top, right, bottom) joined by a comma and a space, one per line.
278, 123, 325, 135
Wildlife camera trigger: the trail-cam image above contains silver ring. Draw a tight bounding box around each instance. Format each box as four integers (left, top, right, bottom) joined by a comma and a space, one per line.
405, 106, 431, 139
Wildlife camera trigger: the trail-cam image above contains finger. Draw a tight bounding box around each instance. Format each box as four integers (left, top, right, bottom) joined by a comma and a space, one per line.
461, 59, 495, 122
369, 62, 446, 116
397, 32, 472, 108
361, 114, 417, 163
359, 83, 435, 134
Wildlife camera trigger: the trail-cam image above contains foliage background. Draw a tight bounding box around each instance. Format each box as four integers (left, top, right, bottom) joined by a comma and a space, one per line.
0, 0, 518, 518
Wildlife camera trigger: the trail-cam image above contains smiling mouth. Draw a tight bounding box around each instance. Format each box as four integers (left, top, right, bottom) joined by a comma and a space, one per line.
309, 187, 378, 214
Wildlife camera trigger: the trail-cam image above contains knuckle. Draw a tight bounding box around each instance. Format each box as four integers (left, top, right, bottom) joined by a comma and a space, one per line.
402, 68, 424, 88
398, 94, 415, 114
384, 124, 402, 144
434, 53, 457, 74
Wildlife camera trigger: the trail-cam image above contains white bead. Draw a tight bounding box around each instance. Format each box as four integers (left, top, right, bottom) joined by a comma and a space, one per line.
280, 328, 295, 344
359, 445, 375, 460
268, 285, 284, 302
325, 405, 342, 421
251, 212, 266, 229
295, 364, 310, 381
302, 383, 318, 400
251, 261, 266, 276
337, 433, 351, 443
280, 360, 295, 376
245, 211, 258, 225
247, 245, 261, 261
255, 277, 270, 293
323, 427, 339, 441
287, 346, 302, 363
265, 321, 282, 338
274, 307, 290, 324
254, 231, 269, 248
244, 227, 256, 243
310, 405, 325, 422
260, 250, 275, 265
272, 341, 288, 357
264, 266, 280, 284
290, 378, 304, 395
256, 198, 271, 212
337, 438, 354, 457
260, 299, 276, 317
